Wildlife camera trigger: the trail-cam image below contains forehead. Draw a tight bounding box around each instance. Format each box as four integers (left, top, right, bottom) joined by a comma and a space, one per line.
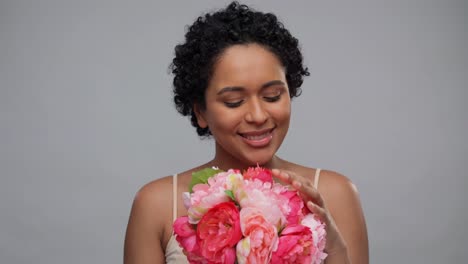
209, 44, 286, 88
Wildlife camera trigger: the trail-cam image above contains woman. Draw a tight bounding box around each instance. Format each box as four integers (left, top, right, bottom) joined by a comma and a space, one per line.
124, 2, 368, 263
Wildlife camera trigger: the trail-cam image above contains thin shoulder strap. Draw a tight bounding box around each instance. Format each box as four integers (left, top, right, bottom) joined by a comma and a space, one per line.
172, 174, 178, 222
314, 168, 321, 189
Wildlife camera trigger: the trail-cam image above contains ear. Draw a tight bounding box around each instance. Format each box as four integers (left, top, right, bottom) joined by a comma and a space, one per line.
193, 103, 208, 128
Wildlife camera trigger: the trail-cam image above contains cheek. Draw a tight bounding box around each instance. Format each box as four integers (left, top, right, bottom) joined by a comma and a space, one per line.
208, 109, 243, 131
271, 101, 291, 122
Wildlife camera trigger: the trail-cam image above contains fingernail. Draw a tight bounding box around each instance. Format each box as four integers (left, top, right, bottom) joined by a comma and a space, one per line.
292, 181, 301, 188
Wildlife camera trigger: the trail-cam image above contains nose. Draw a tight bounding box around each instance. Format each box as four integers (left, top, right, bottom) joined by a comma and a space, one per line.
244, 98, 268, 125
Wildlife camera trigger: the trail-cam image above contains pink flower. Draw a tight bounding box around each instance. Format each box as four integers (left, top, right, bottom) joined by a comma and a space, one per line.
173, 216, 202, 261
196, 202, 242, 264
280, 190, 304, 225
302, 214, 328, 263
184, 171, 243, 224
271, 224, 315, 264
206, 170, 241, 190
175, 166, 328, 263
236, 207, 278, 264
235, 179, 286, 229
243, 166, 273, 183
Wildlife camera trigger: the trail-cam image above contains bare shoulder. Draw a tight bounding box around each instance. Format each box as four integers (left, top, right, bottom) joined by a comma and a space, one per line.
280, 160, 358, 198
313, 169, 363, 216
318, 170, 369, 262
135, 175, 173, 203
133, 175, 177, 228
280, 162, 353, 191
318, 170, 359, 200
130, 165, 208, 225
124, 176, 174, 259
132, 176, 174, 218
285, 162, 363, 220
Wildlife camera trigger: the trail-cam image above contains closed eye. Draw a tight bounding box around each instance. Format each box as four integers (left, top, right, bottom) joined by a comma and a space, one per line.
264, 95, 281, 102
224, 100, 243, 108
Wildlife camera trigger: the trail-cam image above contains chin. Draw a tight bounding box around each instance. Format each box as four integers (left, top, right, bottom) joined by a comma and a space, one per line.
241, 150, 276, 167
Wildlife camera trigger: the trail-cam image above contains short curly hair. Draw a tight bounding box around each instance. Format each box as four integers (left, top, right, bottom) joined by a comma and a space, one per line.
171, 1, 309, 137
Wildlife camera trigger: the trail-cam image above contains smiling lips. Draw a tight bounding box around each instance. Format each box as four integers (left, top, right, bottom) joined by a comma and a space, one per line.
238, 128, 274, 147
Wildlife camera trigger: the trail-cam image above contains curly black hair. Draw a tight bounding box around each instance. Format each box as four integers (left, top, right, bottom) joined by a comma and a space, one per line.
171, 1, 309, 137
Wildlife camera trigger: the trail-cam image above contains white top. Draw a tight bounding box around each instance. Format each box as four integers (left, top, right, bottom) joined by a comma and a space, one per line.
164, 173, 189, 264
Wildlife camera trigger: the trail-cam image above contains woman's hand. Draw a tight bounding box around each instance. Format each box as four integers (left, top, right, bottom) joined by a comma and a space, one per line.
271, 169, 350, 258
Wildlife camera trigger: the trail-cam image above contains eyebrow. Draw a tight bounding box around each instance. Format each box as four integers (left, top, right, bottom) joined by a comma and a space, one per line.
216, 80, 286, 95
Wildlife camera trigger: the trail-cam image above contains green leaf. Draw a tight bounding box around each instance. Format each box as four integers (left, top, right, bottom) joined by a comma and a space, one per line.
224, 190, 240, 207
189, 167, 223, 193
225, 190, 236, 201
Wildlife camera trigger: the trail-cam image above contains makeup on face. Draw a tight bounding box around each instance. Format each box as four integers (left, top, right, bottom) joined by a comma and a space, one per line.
200, 43, 291, 167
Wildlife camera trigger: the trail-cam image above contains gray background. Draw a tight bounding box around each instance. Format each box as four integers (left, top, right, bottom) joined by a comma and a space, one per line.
1, 0, 467, 263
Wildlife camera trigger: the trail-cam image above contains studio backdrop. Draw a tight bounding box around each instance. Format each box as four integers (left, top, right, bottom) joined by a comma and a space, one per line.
1, 0, 467, 263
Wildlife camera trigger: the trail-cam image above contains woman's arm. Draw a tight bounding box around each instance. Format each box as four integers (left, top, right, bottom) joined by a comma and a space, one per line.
272, 169, 369, 264
124, 179, 171, 264
322, 171, 368, 264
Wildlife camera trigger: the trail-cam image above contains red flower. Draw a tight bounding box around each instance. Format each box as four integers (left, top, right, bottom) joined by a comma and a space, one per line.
271, 224, 314, 263
243, 166, 273, 183
281, 190, 304, 225
196, 202, 242, 263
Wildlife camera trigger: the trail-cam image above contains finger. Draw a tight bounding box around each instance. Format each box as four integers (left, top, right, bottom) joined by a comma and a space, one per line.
272, 170, 296, 188
275, 169, 324, 206
272, 169, 290, 183
306, 201, 328, 222
293, 179, 325, 207
273, 169, 325, 207
284, 170, 309, 186
274, 169, 307, 184
299, 192, 324, 209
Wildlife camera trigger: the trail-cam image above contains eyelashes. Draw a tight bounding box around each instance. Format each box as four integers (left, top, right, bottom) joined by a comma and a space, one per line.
224, 101, 243, 108
264, 95, 281, 102
224, 95, 281, 108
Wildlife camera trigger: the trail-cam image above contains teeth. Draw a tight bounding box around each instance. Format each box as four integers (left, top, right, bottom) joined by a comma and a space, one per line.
243, 132, 269, 140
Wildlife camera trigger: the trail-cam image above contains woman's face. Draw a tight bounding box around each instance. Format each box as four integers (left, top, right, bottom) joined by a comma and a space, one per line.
196, 43, 291, 167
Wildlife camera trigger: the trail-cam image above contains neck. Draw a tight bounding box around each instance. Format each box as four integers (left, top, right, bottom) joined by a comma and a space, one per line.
206, 143, 284, 171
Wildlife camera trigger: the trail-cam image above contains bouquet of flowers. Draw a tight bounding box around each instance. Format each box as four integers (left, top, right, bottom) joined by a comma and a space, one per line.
173, 166, 327, 264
